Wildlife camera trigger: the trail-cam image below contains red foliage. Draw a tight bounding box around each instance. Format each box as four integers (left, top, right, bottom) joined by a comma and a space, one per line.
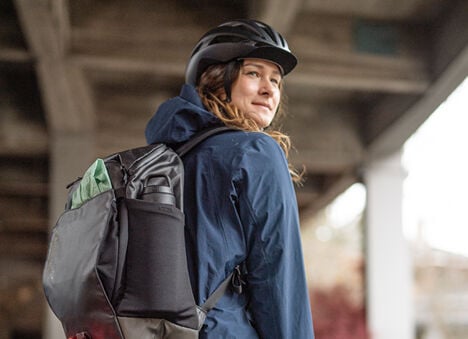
310, 286, 369, 339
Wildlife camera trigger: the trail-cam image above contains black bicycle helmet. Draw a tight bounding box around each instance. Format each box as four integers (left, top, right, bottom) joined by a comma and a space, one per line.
185, 19, 297, 86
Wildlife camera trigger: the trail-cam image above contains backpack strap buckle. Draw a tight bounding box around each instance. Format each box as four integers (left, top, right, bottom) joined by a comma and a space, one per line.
231, 264, 246, 294
200, 263, 247, 313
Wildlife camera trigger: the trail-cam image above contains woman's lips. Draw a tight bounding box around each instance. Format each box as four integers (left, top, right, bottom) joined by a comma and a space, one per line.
252, 102, 271, 110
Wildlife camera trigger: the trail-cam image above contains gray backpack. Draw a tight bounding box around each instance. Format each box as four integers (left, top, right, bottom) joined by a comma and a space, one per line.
43, 127, 242, 339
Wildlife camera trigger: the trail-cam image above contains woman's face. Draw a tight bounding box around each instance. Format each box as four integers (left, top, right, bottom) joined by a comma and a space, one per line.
230, 59, 282, 128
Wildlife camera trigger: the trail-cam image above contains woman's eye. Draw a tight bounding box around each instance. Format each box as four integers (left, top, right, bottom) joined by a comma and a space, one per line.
271, 78, 282, 87
246, 71, 259, 77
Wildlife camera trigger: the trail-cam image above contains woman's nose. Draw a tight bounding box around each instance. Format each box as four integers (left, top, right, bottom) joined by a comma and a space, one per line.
259, 79, 273, 96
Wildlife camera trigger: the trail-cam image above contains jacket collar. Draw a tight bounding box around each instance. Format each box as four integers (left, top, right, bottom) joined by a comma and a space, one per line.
145, 84, 222, 145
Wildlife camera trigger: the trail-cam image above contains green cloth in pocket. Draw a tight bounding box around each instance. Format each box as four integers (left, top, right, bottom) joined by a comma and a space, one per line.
71, 159, 112, 209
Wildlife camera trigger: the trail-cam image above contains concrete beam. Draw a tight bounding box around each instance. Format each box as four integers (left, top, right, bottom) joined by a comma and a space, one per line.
288, 12, 430, 95
287, 107, 364, 173
0, 234, 47, 261
303, 0, 443, 21
366, 1, 468, 159
74, 54, 185, 79
248, 0, 302, 36
0, 47, 31, 63
71, 25, 429, 96
288, 58, 428, 94
432, 0, 468, 76
367, 43, 468, 159
0, 107, 48, 156
15, 0, 95, 133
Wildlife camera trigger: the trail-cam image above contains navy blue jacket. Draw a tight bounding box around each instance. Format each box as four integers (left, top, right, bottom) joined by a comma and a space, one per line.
145, 84, 314, 338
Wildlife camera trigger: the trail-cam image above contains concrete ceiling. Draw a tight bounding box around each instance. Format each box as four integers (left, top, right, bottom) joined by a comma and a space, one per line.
0, 0, 467, 335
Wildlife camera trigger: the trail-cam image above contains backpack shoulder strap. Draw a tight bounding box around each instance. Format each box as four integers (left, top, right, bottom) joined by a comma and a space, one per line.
177, 127, 245, 312
176, 126, 235, 157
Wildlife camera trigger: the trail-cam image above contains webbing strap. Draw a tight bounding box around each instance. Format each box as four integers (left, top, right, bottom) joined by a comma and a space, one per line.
200, 265, 245, 313
200, 271, 234, 313
176, 126, 234, 157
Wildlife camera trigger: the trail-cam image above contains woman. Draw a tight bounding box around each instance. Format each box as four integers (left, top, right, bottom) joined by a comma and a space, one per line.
145, 19, 314, 339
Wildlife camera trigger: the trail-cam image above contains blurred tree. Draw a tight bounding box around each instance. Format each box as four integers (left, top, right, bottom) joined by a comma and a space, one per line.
311, 286, 369, 339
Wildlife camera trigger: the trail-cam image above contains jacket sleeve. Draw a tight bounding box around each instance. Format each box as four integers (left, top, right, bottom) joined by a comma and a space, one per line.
234, 134, 314, 339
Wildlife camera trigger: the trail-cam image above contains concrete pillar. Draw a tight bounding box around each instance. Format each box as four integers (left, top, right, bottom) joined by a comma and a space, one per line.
44, 132, 95, 339
364, 150, 414, 339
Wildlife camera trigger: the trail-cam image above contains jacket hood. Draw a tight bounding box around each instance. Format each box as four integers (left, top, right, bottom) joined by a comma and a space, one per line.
145, 84, 222, 145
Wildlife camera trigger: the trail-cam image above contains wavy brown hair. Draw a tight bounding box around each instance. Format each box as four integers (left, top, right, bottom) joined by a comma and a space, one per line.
197, 62, 302, 183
